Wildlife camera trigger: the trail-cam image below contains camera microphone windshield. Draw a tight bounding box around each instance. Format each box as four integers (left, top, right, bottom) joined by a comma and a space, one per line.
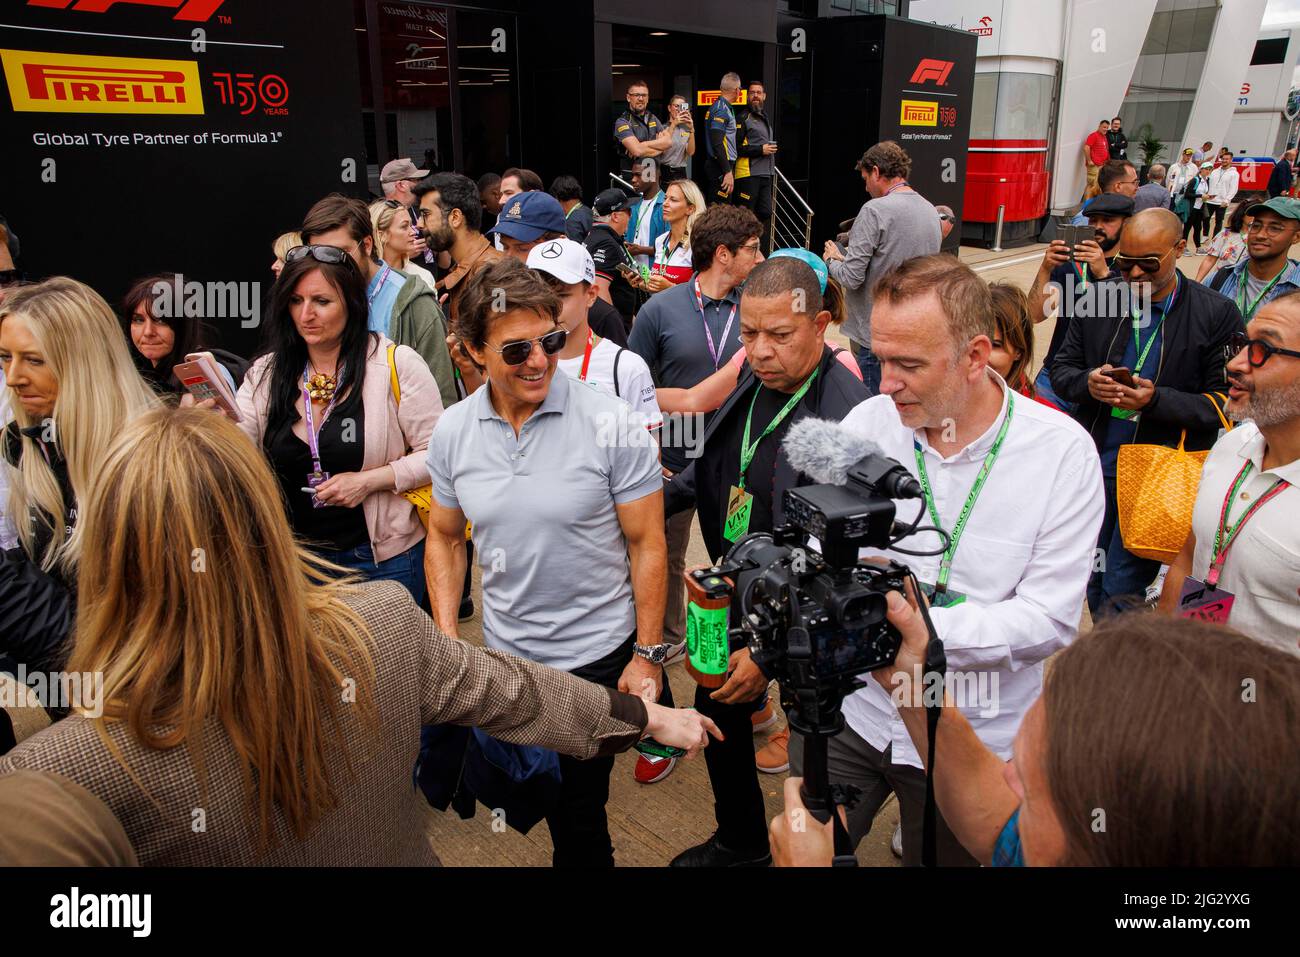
783, 417, 921, 499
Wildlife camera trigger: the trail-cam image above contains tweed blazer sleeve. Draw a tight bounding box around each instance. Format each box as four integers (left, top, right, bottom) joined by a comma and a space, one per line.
361, 583, 649, 760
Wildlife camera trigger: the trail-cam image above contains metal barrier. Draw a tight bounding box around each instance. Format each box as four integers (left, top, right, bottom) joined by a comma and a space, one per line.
771, 167, 814, 251
608, 169, 814, 252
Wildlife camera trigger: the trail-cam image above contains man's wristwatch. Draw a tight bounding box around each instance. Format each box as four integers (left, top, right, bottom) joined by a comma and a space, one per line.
632, 642, 671, 665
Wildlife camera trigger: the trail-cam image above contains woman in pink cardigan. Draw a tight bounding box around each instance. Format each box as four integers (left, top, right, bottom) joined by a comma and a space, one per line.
236, 245, 441, 603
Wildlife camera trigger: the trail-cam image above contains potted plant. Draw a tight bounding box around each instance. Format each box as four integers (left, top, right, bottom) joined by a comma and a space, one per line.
1134, 124, 1166, 181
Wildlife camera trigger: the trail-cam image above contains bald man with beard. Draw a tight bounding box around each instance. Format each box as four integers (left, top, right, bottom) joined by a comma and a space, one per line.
1050, 208, 1245, 616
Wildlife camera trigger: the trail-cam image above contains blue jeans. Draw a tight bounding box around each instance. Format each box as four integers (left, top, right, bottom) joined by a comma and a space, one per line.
315, 539, 427, 607
1033, 365, 1075, 414
855, 348, 881, 397
1087, 475, 1160, 617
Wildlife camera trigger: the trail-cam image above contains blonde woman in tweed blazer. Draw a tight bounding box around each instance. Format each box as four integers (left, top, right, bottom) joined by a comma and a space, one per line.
0, 408, 717, 865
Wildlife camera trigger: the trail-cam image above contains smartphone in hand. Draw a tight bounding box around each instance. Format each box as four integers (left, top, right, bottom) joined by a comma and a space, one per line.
1103, 366, 1135, 388
1058, 223, 1093, 260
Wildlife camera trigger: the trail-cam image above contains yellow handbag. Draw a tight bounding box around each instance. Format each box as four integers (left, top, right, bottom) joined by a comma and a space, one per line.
1116, 393, 1231, 563
386, 343, 433, 529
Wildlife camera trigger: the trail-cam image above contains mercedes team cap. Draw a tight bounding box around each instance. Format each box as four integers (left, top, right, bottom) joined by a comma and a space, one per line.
1200, 161, 1215, 170
1085, 193, 1135, 218
593, 187, 639, 216
526, 237, 597, 285
380, 158, 429, 184
489, 191, 568, 241
1245, 196, 1300, 221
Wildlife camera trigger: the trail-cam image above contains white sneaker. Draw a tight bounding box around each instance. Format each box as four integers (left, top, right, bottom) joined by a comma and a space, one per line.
891, 824, 903, 859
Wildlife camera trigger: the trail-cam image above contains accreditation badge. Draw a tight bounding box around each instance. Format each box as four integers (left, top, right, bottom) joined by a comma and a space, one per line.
1177, 577, 1235, 624
919, 581, 968, 609
723, 485, 753, 543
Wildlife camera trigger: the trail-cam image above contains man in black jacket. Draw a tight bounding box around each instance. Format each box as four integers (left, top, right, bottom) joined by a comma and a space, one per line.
664, 256, 869, 867
734, 80, 777, 254
1050, 208, 1244, 615
1107, 117, 1128, 160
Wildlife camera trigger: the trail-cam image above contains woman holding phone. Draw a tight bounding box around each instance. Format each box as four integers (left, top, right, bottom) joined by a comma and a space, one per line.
120, 272, 247, 399
235, 245, 441, 603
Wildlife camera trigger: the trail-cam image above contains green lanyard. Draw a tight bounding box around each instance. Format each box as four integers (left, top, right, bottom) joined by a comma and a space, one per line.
565, 202, 583, 220
912, 393, 1016, 594
1129, 278, 1177, 376
1236, 267, 1286, 321
738, 368, 819, 489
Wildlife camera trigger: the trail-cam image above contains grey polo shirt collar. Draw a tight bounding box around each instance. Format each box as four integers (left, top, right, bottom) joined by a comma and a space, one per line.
473, 366, 571, 423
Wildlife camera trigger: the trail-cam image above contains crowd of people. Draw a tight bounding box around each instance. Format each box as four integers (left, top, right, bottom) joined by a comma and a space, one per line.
0, 86, 1297, 869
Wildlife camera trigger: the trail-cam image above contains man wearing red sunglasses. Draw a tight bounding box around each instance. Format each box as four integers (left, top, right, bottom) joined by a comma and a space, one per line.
1159, 293, 1300, 653
1050, 208, 1245, 617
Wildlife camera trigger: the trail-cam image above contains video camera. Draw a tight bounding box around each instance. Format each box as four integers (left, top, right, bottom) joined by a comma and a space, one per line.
684, 420, 949, 861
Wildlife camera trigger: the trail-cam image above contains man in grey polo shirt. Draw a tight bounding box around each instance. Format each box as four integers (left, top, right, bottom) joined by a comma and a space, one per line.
424, 258, 670, 866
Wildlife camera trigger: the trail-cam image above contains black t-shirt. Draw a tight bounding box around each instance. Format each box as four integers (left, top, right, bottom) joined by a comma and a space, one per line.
565, 204, 594, 243
267, 392, 369, 552
714, 381, 800, 544
588, 295, 629, 345
585, 223, 639, 321
1044, 259, 1118, 369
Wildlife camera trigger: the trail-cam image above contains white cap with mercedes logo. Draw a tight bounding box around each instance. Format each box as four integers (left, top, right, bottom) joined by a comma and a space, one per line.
525, 237, 596, 285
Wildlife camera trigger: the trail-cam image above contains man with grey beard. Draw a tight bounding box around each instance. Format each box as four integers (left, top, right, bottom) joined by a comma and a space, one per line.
1160, 292, 1300, 655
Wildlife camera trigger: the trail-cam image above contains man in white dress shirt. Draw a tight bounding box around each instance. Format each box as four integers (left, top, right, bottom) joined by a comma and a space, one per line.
789, 254, 1105, 865
1159, 293, 1300, 654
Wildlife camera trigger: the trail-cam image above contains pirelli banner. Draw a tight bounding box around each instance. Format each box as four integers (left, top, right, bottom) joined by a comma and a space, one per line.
806, 16, 975, 253
1, 0, 366, 354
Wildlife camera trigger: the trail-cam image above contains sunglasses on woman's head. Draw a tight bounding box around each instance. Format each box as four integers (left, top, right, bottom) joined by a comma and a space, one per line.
1224, 331, 1300, 368
383, 199, 403, 209
487, 328, 567, 365
284, 244, 358, 267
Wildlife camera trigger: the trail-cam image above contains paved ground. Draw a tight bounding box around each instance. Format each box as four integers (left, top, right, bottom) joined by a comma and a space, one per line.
424, 242, 1216, 866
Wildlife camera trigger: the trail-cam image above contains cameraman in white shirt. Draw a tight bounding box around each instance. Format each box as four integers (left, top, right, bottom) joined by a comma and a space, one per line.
788, 254, 1104, 865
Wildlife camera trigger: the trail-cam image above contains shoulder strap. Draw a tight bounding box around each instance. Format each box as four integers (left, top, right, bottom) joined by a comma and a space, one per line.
1208, 268, 1231, 293
613, 347, 623, 398
386, 342, 401, 406
1204, 392, 1232, 432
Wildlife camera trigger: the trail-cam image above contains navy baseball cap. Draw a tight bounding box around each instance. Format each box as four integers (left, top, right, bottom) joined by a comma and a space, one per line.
1086, 193, 1135, 218
488, 191, 567, 241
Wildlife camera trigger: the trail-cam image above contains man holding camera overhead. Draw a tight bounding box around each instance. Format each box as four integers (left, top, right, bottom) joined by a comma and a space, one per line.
806, 254, 1103, 865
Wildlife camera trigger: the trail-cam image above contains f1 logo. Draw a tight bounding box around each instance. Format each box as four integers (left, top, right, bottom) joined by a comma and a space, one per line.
28, 0, 226, 21
910, 58, 954, 86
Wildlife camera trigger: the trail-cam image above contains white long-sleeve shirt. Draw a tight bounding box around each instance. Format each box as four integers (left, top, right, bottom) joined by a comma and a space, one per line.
838, 375, 1104, 769
1167, 161, 1199, 197
1207, 166, 1240, 207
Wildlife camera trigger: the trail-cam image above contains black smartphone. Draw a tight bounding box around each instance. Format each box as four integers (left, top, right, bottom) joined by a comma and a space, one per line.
1057, 223, 1093, 259
1103, 367, 1135, 388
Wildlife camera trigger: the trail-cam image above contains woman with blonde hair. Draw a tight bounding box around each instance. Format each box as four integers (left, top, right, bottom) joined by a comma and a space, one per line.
369, 199, 436, 291
271, 230, 300, 280
0, 277, 158, 672
0, 407, 717, 864
644, 179, 706, 291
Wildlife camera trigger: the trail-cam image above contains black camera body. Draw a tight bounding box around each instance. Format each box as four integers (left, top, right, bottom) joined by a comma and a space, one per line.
690, 470, 923, 736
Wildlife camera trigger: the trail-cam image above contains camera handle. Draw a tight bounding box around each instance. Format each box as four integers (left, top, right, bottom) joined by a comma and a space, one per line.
797, 726, 861, 867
